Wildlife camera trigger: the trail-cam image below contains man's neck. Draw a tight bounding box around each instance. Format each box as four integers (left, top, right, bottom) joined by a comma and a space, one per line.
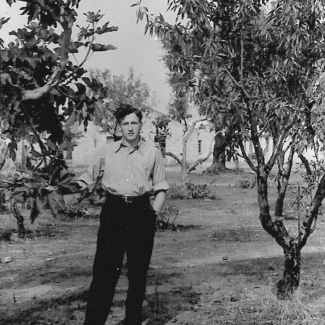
122, 136, 140, 148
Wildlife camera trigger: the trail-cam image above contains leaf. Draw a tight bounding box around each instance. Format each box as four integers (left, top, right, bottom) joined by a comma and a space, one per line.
0, 17, 10, 28
6, 0, 15, 6
82, 77, 91, 86
0, 50, 10, 62
30, 147, 42, 158
96, 22, 118, 35
65, 111, 76, 128
91, 43, 117, 52
82, 102, 88, 117
58, 141, 76, 152
58, 172, 75, 185
14, 187, 31, 196
46, 139, 58, 151
0, 73, 12, 84
69, 42, 79, 53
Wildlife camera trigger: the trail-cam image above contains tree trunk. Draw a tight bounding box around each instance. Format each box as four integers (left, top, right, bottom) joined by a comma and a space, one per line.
277, 243, 301, 300
256, 169, 301, 298
205, 128, 227, 175
181, 135, 190, 184
274, 169, 290, 217
274, 146, 295, 217
205, 150, 226, 174
274, 188, 286, 217
10, 196, 26, 238
181, 167, 190, 184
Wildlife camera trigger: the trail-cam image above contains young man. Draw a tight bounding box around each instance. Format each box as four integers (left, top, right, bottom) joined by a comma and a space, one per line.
78, 104, 169, 325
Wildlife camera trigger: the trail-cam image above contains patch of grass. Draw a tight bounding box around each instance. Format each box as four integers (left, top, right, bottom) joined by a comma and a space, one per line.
243, 289, 325, 325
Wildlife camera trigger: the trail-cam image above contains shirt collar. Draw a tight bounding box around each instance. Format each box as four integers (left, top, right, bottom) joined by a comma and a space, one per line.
114, 137, 145, 155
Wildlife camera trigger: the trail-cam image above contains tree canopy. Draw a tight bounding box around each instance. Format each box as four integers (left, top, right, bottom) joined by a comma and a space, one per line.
0, 0, 117, 165
88, 67, 158, 134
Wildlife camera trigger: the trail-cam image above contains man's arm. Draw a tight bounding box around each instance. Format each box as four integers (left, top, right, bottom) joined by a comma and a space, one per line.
151, 148, 169, 213
152, 190, 166, 213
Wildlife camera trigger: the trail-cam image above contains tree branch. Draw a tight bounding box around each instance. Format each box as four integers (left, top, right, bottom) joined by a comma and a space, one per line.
188, 138, 214, 172
299, 154, 312, 176
184, 118, 207, 143
238, 140, 257, 172
224, 66, 251, 99
300, 173, 325, 248
266, 117, 296, 170
165, 152, 182, 165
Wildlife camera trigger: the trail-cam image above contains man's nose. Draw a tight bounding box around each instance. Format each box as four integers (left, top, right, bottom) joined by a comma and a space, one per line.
128, 124, 133, 131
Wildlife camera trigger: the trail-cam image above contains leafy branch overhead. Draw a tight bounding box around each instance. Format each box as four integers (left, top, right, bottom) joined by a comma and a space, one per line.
0, 0, 118, 162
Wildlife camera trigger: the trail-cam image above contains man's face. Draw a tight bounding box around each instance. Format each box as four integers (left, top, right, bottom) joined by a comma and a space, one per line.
120, 113, 143, 144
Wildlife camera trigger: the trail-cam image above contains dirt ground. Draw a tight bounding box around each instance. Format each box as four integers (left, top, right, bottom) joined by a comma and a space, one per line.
2, 167, 325, 324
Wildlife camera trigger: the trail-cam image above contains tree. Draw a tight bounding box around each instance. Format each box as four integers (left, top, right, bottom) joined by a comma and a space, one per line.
134, 0, 325, 298
0, 0, 118, 231
88, 67, 158, 136
163, 95, 213, 185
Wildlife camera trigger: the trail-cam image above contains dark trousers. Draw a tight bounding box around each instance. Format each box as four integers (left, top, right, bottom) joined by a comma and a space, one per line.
83, 193, 157, 325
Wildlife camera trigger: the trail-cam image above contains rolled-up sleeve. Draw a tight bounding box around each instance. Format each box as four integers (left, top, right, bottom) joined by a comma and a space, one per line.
152, 149, 169, 193
78, 145, 106, 186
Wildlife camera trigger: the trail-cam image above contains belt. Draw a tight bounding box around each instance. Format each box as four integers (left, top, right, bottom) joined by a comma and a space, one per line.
108, 192, 151, 204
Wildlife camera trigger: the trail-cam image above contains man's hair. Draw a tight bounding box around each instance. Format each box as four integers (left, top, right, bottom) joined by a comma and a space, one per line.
114, 104, 143, 123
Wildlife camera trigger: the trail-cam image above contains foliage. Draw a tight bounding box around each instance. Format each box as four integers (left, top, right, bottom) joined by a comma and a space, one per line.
238, 177, 256, 189
76, 172, 106, 208
0, 2, 118, 152
0, 0, 120, 232
156, 200, 179, 231
0, 164, 80, 218
89, 68, 158, 135
167, 183, 218, 200
152, 115, 171, 138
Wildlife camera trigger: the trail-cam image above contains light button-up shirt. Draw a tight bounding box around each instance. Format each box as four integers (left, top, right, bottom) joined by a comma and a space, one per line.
78, 138, 169, 196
